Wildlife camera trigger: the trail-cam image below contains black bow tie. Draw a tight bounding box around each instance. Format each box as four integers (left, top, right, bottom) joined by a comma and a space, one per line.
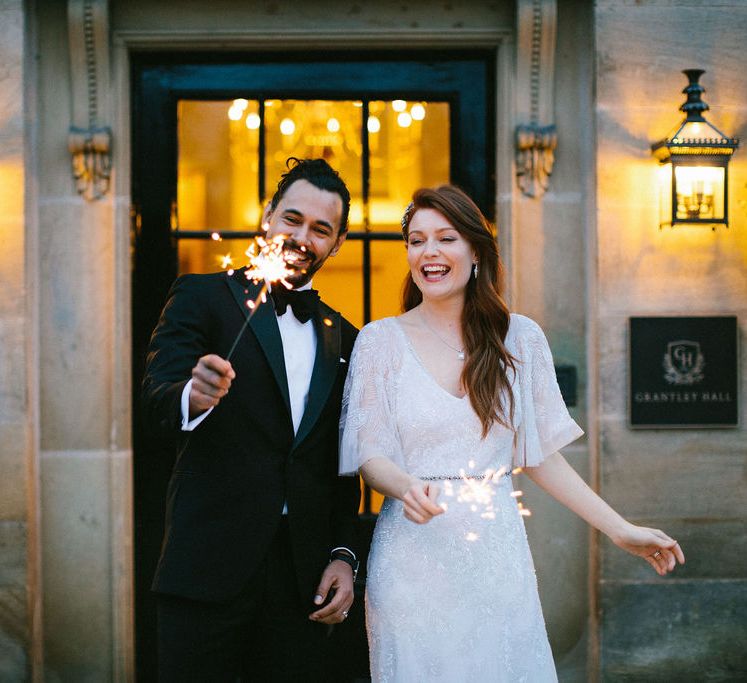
270, 287, 320, 324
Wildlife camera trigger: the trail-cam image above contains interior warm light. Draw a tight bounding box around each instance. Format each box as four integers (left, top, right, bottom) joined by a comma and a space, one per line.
674, 166, 724, 221
392, 99, 407, 112
397, 112, 412, 128
233, 99, 248, 110
245, 113, 261, 130
367, 115, 381, 133
410, 103, 426, 121
327, 117, 341, 133
353, 101, 363, 108
280, 118, 296, 136
227, 106, 243, 121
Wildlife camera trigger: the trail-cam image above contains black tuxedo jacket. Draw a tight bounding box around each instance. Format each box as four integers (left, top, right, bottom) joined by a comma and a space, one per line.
141, 269, 360, 604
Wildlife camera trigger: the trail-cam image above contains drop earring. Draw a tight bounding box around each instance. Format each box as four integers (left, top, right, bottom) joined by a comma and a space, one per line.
473, 262, 478, 279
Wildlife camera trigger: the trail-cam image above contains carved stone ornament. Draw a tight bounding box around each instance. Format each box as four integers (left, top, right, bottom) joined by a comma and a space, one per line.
67, 0, 112, 200
515, 0, 557, 198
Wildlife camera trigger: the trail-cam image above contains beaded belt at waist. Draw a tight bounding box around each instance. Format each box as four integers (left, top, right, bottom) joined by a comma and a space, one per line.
420, 469, 513, 482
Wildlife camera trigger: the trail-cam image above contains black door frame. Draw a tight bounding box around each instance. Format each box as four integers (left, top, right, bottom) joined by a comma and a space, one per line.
131, 49, 495, 679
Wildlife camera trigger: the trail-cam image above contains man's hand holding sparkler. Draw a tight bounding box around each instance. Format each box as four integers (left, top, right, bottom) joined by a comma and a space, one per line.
189, 354, 236, 418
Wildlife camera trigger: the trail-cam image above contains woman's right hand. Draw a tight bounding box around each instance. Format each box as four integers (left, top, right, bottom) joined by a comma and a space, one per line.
401, 480, 444, 524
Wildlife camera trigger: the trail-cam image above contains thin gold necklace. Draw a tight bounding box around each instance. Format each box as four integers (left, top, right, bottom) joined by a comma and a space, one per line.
419, 308, 465, 361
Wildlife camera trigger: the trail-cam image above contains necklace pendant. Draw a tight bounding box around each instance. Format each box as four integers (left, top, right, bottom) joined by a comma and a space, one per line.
457, 351, 465, 361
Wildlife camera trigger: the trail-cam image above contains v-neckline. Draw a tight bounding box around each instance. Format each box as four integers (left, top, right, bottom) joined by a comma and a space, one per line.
391, 317, 469, 402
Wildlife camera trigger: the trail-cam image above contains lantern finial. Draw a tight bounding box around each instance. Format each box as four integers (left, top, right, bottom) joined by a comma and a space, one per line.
680, 69, 709, 122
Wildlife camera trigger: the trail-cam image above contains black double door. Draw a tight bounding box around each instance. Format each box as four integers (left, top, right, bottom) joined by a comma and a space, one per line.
131, 50, 495, 679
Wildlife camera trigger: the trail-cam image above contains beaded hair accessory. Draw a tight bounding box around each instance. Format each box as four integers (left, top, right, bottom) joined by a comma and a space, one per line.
400, 201, 416, 239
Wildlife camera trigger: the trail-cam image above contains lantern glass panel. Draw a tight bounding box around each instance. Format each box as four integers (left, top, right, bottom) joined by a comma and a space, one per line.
672, 120, 725, 144
658, 162, 673, 227
674, 165, 724, 222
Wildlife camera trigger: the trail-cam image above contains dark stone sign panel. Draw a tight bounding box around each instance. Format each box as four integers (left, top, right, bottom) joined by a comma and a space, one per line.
629, 316, 738, 428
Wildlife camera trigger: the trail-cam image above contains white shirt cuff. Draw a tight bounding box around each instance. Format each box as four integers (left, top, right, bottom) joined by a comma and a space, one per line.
181, 379, 213, 431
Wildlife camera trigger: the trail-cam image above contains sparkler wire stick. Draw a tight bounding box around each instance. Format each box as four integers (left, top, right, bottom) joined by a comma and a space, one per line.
225, 280, 268, 362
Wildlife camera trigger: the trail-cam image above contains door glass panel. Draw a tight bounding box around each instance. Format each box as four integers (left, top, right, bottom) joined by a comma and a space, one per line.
264, 99, 363, 225
177, 99, 262, 274
369, 100, 450, 230
312, 240, 364, 329
371, 240, 410, 322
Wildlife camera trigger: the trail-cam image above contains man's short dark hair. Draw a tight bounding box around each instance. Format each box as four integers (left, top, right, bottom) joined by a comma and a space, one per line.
270, 157, 351, 234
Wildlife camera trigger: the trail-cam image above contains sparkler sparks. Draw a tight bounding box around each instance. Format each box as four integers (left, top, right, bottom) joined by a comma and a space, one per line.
436, 465, 532, 540
221, 225, 303, 361
243, 234, 297, 290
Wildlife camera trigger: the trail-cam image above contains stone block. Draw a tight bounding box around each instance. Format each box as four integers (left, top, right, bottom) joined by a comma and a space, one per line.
596, 2, 747, 115
39, 201, 115, 450
602, 516, 747, 582
600, 579, 747, 681
0, 1, 23, 139
0, 623, 27, 683
41, 450, 113, 680
514, 199, 587, 342
0, 426, 27, 519
111, 0, 513, 33
0, 318, 27, 420
597, 315, 628, 419
0, 521, 26, 587
551, 0, 594, 199
599, 418, 746, 520
0, 521, 28, 681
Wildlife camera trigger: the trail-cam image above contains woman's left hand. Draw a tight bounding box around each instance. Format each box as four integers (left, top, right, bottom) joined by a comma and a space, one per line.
613, 524, 685, 576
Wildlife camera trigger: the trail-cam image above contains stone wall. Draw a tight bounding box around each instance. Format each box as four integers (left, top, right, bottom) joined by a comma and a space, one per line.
595, 0, 747, 679
0, 0, 33, 679
515, 1, 595, 678
33, 0, 133, 677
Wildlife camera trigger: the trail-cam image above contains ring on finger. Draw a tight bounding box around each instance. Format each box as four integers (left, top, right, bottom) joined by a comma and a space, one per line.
652, 550, 662, 559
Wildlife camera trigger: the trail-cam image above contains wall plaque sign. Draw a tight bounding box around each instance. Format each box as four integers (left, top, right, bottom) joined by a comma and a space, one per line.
629, 317, 738, 428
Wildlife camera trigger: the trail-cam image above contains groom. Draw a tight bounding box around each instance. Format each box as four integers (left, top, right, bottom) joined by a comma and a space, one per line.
142, 158, 360, 681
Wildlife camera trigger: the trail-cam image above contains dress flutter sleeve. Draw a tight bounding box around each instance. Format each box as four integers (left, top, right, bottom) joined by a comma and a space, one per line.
339, 320, 404, 476
512, 316, 584, 468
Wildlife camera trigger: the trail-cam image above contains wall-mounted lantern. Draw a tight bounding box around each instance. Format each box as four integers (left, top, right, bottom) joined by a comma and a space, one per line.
651, 69, 739, 229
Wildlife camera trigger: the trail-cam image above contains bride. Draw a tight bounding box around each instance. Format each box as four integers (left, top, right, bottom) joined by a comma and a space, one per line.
339, 185, 684, 682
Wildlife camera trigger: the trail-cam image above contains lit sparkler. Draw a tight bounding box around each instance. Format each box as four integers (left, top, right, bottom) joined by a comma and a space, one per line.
221, 225, 301, 361
437, 464, 533, 540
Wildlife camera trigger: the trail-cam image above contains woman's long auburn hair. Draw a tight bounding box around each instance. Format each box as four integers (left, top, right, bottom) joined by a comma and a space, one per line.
402, 185, 516, 437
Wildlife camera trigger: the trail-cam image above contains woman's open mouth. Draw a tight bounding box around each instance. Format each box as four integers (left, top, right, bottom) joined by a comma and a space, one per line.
421, 264, 451, 282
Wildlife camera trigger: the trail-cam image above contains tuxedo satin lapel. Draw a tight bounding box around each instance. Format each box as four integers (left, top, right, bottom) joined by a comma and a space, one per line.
293, 308, 341, 450
225, 272, 292, 417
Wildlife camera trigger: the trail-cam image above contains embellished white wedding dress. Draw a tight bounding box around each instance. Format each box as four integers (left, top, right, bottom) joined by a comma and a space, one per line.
340, 314, 583, 683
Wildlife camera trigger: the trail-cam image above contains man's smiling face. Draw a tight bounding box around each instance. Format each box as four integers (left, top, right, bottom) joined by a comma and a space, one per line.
263, 179, 346, 288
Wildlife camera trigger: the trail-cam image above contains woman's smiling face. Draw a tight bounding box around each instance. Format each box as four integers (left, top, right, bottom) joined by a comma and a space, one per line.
406, 207, 476, 302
